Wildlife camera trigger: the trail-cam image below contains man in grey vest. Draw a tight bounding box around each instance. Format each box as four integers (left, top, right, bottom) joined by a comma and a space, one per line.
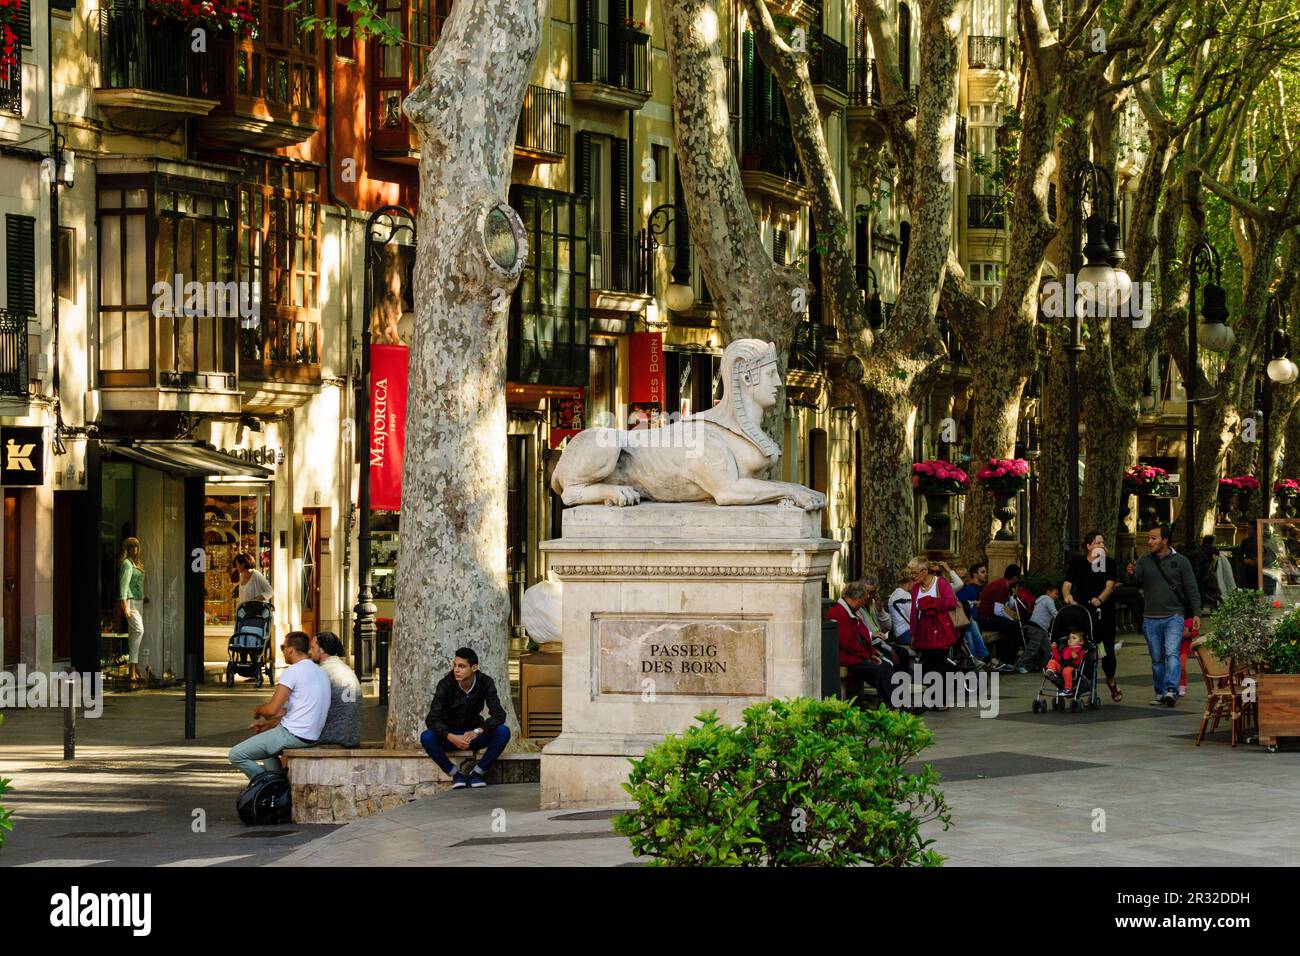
309, 631, 363, 747
1126, 524, 1201, 707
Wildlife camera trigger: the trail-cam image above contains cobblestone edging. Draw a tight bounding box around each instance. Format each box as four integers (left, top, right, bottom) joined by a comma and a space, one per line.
284, 750, 541, 823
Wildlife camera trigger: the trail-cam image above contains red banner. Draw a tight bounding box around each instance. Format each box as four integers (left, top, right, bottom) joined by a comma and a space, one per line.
370, 344, 409, 511
629, 332, 664, 408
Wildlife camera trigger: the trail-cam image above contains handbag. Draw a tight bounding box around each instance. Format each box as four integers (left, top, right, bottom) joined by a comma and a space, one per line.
950, 602, 971, 629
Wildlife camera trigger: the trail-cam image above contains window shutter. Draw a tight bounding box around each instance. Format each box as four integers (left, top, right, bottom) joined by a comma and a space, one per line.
612, 137, 630, 289
17, 2, 31, 47
773, 230, 787, 266
575, 131, 592, 196
5, 214, 37, 315
577, 0, 596, 83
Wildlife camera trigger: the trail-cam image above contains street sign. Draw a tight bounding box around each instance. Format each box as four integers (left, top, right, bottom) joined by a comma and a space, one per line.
1, 426, 45, 486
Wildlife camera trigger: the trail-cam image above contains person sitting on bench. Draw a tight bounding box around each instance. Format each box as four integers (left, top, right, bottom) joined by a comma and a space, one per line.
229, 631, 330, 780
827, 582, 900, 707
420, 647, 511, 789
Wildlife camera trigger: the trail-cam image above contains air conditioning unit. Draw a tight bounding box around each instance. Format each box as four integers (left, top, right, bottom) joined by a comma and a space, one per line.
84, 388, 102, 425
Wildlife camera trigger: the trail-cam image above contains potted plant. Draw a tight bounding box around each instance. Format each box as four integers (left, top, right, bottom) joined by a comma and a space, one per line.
912, 459, 969, 550
1274, 478, 1300, 518
1255, 605, 1300, 752
1204, 591, 1300, 751
1124, 463, 1176, 530
1218, 475, 1260, 523
976, 457, 1028, 541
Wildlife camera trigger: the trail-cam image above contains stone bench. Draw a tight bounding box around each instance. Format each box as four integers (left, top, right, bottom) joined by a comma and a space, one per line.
283, 747, 540, 824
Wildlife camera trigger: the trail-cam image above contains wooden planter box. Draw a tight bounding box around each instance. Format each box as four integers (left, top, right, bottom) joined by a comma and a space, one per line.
1257, 673, 1300, 751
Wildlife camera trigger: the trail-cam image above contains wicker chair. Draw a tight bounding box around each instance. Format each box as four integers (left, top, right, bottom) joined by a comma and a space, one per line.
1191, 638, 1255, 746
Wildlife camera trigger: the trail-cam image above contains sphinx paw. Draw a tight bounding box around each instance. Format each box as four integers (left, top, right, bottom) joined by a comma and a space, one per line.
603, 486, 642, 507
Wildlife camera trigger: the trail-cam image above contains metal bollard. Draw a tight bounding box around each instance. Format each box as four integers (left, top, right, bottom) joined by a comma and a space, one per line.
62, 675, 76, 760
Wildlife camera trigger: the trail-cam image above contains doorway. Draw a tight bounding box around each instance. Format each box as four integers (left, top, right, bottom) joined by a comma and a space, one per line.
300, 508, 320, 635
3, 490, 19, 668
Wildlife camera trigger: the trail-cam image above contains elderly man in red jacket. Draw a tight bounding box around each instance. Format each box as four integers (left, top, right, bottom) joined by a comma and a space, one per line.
826, 582, 901, 707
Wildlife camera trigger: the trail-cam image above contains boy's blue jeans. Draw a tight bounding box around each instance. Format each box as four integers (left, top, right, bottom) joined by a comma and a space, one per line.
420, 724, 511, 775
1142, 614, 1184, 695
963, 620, 989, 659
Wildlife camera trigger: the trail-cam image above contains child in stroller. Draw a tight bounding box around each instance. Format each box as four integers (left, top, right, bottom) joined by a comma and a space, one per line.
1031, 603, 1101, 713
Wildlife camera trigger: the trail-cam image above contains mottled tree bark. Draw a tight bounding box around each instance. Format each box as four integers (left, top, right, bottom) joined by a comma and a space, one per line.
386, 0, 543, 748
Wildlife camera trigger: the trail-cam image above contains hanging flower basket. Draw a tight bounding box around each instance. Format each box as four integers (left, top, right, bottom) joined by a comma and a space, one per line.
1123, 463, 1175, 498
911, 459, 969, 496
975, 457, 1028, 495
146, 0, 260, 38
0, 0, 20, 87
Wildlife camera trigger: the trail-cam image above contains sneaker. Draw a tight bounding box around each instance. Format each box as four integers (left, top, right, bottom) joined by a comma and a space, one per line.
450, 771, 469, 789
1043, 668, 1062, 688
1015, 666, 1029, 674
468, 771, 488, 788
1150, 696, 1165, 706
996, 663, 1016, 674
1163, 691, 1177, 707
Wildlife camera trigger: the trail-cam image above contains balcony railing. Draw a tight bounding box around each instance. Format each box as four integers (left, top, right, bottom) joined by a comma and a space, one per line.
968, 193, 1005, 229
724, 56, 741, 152
579, 21, 651, 95
99, 9, 204, 98
848, 58, 881, 106
0, 309, 28, 397
1, 43, 20, 115
240, 316, 321, 383
516, 85, 570, 158
591, 230, 639, 293
790, 315, 825, 373
810, 35, 848, 94
968, 35, 1008, 70
956, 114, 968, 156
743, 120, 803, 184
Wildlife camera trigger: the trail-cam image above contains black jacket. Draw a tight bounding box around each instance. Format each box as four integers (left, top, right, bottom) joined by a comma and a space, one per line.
424, 671, 507, 737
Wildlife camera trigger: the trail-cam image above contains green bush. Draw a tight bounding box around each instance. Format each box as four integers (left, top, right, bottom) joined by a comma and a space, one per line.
613, 697, 951, 867
0, 715, 11, 851
1264, 607, 1300, 675
1205, 589, 1275, 670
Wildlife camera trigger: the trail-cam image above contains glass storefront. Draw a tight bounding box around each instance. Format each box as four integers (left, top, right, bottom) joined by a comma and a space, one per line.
204, 491, 273, 628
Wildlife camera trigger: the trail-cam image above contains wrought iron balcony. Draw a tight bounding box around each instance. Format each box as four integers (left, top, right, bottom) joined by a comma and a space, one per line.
0, 309, 29, 397
848, 58, 881, 107
591, 231, 640, 294
968, 35, 1008, 70
575, 20, 652, 107
790, 314, 825, 373
810, 34, 848, 95
1, 44, 20, 116
968, 193, 1005, 229
240, 316, 322, 385
516, 85, 570, 160
99, 9, 206, 99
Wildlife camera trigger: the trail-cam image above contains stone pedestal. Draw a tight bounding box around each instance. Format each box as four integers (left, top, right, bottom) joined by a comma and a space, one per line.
538, 502, 841, 809
984, 539, 1024, 578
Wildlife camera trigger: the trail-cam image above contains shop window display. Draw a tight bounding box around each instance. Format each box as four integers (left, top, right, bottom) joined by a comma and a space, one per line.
205, 494, 273, 626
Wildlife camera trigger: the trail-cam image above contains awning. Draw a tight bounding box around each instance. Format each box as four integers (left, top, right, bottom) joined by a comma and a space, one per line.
106, 440, 274, 480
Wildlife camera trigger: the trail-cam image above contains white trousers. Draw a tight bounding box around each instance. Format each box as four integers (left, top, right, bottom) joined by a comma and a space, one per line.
126, 599, 145, 664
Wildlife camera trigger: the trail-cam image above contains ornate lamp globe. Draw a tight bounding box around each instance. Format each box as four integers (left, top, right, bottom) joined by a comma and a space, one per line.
665, 282, 695, 312
1268, 356, 1299, 385
1197, 283, 1234, 352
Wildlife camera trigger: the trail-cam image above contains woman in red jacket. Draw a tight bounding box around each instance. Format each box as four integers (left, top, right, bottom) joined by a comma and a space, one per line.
908, 556, 959, 706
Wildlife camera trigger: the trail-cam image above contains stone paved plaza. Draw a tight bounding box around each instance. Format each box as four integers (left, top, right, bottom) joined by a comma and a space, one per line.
2, 638, 1298, 867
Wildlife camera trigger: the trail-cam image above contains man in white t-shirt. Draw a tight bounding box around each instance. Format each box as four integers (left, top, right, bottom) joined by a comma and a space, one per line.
228, 631, 331, 780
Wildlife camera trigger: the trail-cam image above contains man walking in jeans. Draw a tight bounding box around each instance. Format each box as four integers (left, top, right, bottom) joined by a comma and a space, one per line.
1127, 524, 1201, 707
420, 647, 511, 788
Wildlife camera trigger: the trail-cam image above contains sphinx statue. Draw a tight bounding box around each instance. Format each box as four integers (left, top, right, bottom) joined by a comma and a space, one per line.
551, 338, 826, 511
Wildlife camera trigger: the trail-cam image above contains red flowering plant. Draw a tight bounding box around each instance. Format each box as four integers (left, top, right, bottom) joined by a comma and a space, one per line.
975, 457, 1029, 494
1274, 478, 1300, 499
0, 0, 20, 87
147, 0, 260, 38
911, 459, 970, 495
1122, 463, 1175, 497
1219, 475, 1261, 492
622, 16, 648, 31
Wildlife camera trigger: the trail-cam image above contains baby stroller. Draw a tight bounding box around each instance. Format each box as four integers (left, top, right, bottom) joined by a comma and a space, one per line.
1030, 603, 1100, 713
226, 600, 275, 688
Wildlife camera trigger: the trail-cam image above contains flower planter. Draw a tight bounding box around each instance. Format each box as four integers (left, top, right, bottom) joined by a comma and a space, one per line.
992, 490, 1017, 541
921, 492, 953, 551
1256, 673, 1300, 751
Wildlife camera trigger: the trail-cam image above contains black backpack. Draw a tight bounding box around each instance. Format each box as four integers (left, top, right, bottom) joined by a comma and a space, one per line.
236, 771, 292, 826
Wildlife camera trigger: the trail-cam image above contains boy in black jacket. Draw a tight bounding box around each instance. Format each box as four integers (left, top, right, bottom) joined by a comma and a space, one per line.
420, 647, 511, 789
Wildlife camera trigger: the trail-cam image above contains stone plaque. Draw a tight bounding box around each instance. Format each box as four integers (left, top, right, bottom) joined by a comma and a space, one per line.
595, 616, 767, 696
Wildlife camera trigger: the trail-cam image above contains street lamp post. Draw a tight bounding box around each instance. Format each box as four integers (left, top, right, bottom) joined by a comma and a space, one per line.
858, 263, 884, 329
355, 205, 417, 704
1184, 239, 1233, 553
1261, 296, 1299, 520
1066, 162, 1128, 554
641, 203, 696, 312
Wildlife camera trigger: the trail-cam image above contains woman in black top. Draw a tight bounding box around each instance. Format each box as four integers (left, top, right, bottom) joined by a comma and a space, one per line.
1063, 530, 1121, 701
